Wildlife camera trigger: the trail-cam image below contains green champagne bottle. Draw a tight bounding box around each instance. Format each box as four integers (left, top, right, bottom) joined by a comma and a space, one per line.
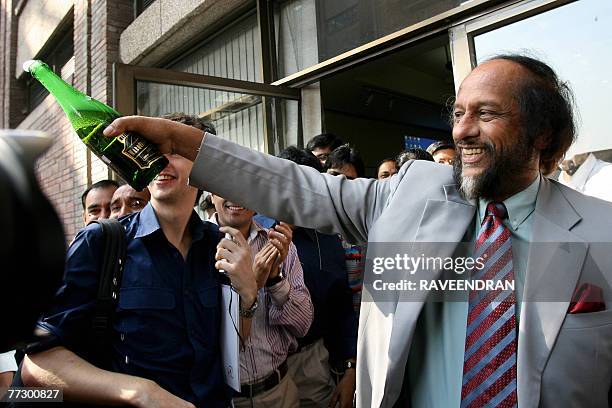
23, 60, 168, 191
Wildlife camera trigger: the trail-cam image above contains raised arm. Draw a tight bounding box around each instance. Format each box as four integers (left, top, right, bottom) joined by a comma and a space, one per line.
192, 134, 391, 243
266, 243, 313, 337
104, 117, 393, 244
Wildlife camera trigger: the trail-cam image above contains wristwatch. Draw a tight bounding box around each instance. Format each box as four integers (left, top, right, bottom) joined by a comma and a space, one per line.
331, 359, 356, 380
239, 298, 258, 318
265, 267, 284, 287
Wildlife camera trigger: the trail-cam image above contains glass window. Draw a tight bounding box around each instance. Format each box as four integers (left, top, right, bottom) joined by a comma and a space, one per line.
275, 0, 320, 78
136, 81, 298, 153
27, 23, 74, 112
135, 0, 156, 17
275, 0, 462, 77
170, 14, 262, 83
473, 0, 612, 160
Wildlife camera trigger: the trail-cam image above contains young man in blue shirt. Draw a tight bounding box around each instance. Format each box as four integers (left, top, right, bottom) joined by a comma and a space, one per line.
22, 115, 258, 407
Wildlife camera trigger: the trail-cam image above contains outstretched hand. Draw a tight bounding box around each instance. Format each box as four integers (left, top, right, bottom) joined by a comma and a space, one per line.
103, 116, 206, 161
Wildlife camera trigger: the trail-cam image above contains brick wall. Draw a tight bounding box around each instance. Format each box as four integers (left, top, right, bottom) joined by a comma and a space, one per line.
10, 0, 135, 243
19, 95, 87, 240
0, 0, 27, 129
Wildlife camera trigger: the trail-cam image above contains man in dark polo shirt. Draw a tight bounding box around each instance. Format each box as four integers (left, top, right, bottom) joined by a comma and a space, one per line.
256, 146, 358, 408
21, 116, 259, 407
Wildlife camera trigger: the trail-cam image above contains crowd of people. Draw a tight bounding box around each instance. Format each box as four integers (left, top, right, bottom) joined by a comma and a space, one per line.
0, 122, 453, 407
2, 54, 612, 408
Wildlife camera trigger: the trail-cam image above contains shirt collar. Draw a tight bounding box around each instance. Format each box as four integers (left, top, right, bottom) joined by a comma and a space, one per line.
559, 153, 597, 190
189, 211, 207, 243
209, 213, 265, 243
134, 203, 161, 238
478, 174, 540, 230
134, 202, 206, 242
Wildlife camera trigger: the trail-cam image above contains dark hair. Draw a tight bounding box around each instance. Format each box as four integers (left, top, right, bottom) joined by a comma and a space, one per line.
491, 54, 576, 173
325, 144, 365, 178
396, 148, 434, 168
81, 179, 119, 210
161, 112, 216, 135
278, 146, 323, 171
200, 193, 215, 212
426, 139, 454, 156
306, 133, 344, 152
194, 189, 204, 207
377, 158, 397, 171
448, 54, 576, 174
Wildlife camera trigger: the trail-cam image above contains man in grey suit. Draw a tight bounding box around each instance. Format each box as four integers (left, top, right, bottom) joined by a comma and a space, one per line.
104, 55, 612, 407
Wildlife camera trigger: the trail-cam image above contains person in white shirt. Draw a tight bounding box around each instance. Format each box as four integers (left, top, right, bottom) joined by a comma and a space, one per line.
0, 350, 17, 387
558, 152, 612, 202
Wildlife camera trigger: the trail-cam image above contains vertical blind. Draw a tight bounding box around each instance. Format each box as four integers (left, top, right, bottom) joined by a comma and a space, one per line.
136, 15, 267, 151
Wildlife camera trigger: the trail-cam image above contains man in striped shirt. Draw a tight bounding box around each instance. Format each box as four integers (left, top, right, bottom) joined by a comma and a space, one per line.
209, 195, 313, 408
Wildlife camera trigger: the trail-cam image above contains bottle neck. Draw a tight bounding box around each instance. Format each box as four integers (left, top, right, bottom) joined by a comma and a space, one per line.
29, 63, 118, 118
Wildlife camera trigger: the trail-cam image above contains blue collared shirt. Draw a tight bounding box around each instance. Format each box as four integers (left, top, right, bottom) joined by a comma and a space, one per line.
36, 204, 231, 407
406, 176, 540, 408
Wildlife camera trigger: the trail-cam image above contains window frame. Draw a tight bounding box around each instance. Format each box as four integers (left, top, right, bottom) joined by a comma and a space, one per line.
25, 14, 74, 113
448, 0, 576, 89
113, 63, 301, 154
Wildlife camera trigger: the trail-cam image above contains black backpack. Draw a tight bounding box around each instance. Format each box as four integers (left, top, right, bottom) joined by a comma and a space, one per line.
87, 218, 127, 368
6, 218, 127, 407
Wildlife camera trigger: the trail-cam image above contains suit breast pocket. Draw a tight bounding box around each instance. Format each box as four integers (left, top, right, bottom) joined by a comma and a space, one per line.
540, 310, 612, 407
562, 309, 612, 329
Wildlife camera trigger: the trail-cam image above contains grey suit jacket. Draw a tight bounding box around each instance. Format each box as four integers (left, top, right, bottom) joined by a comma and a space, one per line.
192, 134, 612, 407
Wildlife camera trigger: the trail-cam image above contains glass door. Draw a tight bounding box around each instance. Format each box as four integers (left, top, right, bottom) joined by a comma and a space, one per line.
114, 64, 301, 155
449, 0, 612, 161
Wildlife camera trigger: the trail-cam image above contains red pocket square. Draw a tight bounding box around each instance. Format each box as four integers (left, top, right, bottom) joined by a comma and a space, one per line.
568, 283, 606, 314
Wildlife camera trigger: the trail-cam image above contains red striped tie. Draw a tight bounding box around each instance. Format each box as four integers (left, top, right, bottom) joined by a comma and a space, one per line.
461, 202, 517, 408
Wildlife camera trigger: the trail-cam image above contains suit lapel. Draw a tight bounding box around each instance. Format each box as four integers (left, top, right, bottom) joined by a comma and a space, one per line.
383, 184, 475, 404
517, 178, 588, 408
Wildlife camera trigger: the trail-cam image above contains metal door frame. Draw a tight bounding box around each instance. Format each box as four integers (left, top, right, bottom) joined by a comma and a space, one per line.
113, 63, 301, 154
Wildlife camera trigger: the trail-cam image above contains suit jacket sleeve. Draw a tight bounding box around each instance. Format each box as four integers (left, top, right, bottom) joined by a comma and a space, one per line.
191, 134, 394, 244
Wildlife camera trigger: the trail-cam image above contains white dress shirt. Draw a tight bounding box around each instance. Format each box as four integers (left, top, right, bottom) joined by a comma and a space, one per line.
559, 153, 612, 202
0, 350, 17, 373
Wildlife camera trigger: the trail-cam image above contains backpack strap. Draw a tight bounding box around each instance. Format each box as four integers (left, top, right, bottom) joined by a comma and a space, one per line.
89, 218, 126, 366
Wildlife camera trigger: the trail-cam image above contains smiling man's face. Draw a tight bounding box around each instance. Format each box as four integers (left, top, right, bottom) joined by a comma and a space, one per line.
211, 195, 256, 233
149, 153, 197, 204
110, 185, 150, 219
83, 186, 116, 225
451, 59, 541, 201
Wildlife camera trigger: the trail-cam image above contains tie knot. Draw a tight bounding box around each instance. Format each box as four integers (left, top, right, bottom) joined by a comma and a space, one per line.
486, 202, 508, 219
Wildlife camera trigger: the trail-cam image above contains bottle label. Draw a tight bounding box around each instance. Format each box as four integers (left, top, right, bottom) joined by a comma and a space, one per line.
117, 132, 164, 169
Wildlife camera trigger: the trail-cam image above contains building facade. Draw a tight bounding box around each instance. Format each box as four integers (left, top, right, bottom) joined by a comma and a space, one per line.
1, 0, 611, 241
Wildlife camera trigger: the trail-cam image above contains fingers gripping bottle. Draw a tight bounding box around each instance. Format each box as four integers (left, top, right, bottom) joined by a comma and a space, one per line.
23, 60, 168, 191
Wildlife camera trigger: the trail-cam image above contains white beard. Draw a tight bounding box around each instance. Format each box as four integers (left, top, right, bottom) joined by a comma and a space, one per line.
459, 174, 480, 200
